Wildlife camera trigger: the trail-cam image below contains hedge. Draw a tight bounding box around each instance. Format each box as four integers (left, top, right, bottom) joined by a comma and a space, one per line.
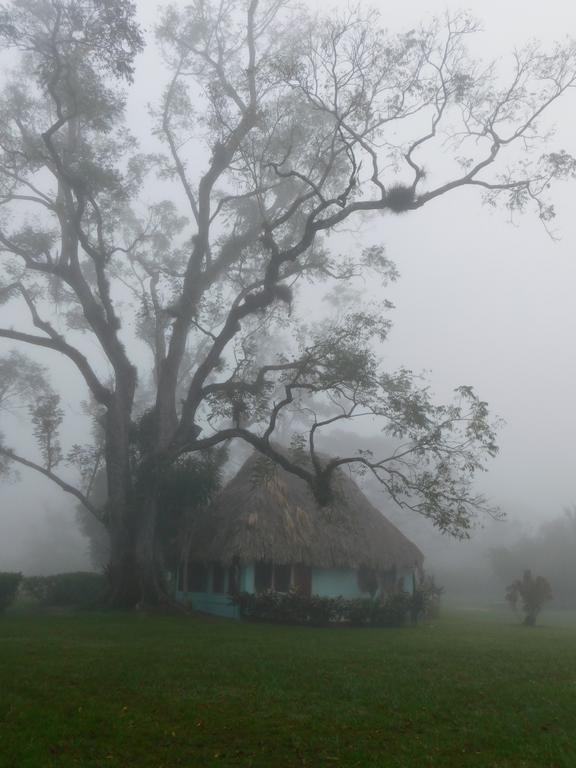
232, 591, 414, 627
23, 572, 106, 608
0, 572, 22, 612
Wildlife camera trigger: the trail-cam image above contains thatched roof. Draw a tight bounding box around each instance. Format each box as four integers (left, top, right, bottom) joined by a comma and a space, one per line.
185, 453, 424, 571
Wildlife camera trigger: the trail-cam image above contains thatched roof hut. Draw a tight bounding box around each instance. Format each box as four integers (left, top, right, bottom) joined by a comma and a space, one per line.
185, 452, 423, 573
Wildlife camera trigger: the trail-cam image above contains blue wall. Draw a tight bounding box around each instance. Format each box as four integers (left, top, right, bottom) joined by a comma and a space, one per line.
176, 563, 253, 618
399, 570, 416, 595
311, 568, 364, 598
311, 567, 415, 598
240, 563, 254, 593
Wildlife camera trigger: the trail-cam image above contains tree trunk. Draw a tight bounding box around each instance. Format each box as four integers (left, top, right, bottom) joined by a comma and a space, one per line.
103, 490, 180, 611
134, 495, 172, 608
100, 399, 178, 610
104, 527, 141, 610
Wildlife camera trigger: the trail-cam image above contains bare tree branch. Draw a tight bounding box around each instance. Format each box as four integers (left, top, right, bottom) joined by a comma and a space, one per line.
0, 446, 103, 521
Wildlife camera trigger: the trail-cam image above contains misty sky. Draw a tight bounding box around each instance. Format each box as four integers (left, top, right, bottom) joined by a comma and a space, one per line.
1, 0, 576, 575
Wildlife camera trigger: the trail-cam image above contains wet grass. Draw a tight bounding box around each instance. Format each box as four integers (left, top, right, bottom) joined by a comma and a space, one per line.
1, 609, 576, 767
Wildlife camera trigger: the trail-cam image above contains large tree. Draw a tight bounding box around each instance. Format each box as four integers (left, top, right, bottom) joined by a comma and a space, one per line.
0, 0, 575, 608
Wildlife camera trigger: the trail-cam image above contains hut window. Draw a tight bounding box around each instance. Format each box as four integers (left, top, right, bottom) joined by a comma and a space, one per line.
187, 562, 208, 592
274, 564, 291, 593
212, 563, 226, 594
254, 561, 273, 593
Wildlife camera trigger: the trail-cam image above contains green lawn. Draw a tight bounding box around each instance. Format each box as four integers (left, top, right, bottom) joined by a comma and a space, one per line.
1, 609, 576, 767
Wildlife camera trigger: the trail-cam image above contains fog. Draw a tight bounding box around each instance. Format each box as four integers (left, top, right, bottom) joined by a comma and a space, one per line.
1, 0, 576, 607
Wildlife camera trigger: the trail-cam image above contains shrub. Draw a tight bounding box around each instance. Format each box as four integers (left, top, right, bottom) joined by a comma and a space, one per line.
343, 598, 376, 626
411, 573, 444, 622
23, 576, 50, 604
506, 569, 552, 626
23, 572, 106, 608
0, 572, 22, 612
233, 591, 412, 627
374, 593, 412, 627
232, 591, 341, 625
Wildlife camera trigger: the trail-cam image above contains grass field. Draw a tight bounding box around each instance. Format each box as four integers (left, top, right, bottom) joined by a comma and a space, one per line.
1, 609, 576, 767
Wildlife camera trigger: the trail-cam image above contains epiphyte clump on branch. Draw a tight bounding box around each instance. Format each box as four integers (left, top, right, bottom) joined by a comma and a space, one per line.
242, 284, 293, 314
385, 184, 417, 214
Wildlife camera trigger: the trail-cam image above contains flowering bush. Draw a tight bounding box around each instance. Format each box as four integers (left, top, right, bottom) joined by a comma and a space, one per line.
232, 591, 413, 627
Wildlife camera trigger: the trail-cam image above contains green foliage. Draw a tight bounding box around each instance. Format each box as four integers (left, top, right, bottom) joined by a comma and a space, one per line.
0, 352, 49, 413
412, 572, 444, 621
155, 452, 225, 568
0, 0, 144, 83
233, 591, 413, 627
491, 506, 576, 608
128, 409, 226, 566
29, 394, 64, 471
0, 571, 22, 612
342, 595, 413, 627
506, 570, 553, 626
23, 572, 105, 608
233, 591, 338, 626
0, 355, 63, 477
